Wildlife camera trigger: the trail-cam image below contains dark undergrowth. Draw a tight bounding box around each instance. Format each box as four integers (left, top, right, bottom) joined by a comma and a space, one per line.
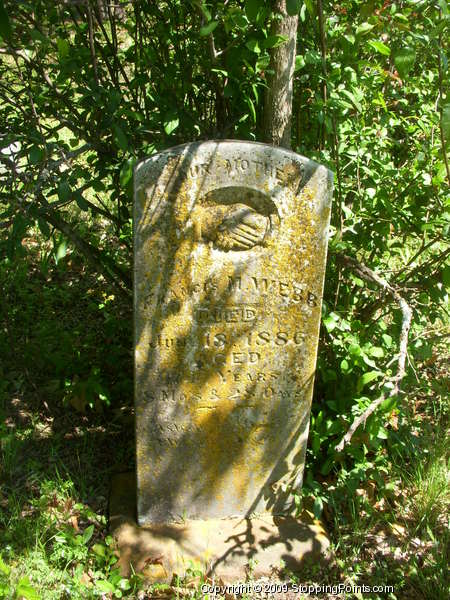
1, 232, 448, 600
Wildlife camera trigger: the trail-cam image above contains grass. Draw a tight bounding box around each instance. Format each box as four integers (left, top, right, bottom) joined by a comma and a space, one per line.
0, 229, 137, 598
0, 415, 140, 598
408, 428, 448, 526
0, 230, 448, 599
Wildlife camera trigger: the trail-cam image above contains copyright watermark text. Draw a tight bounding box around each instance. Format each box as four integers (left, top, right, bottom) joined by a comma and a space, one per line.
200, 581, 395, 597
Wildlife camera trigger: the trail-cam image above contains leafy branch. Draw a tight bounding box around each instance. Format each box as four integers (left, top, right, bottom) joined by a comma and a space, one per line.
437, 5, 450, 186
335, 254, 412, 452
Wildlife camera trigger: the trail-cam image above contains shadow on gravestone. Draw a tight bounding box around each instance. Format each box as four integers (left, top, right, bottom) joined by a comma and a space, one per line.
112, 140, 333, 581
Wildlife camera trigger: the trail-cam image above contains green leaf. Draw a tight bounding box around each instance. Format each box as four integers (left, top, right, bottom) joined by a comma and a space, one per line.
255, 55, 270, 71
15, 577, 40, 600
96, 580, 115, 593
82, 524, 95, 544
58, 180, 71, 203
357, 370, 382, 392
294, 55, 306, 71
164, 118, 179, 135
382, 334, 392, 348
286, 0, 301, 16
381, 396, 398, 412
200, 20, 218, 36
251, 83, 258, 103
55, 240, 67, 263
245, 0, 264, 21
323, 315, 337, 332
304, 0, 315, 16
113, 124, 128, 150
0, 0, 12, 41
92, 543, 107, 557
393, 47, 416, 78
246, 38, 261, 54
340, 359, 351, 373
30, 28, 47, 43
305, 49, 322, 64
320, 457, 334, 475
7, 214, 28, 258
197, 2, 211, 21
119, 578, 131, 591
29, 146, 44, 164
369, 346, 384, 358
247, 97, 256, 123
107, 89, 122, 113
377, 427, 388, 439
119, 158, 134, 189
340, 89, 362, 112
441, 103, 450, 145
348, 343, 361, 356
311, 433, 320, 454
325, 370, 337, 382
0, 556, 10, 576
92, 180, 105, 192
262, 35, 288, 49
75, 191, 89, 211
231, 12, 247, 29
356, 22, 374, 35
313, 496, 323, 518
344, 33, 355, 45
299, 3, 307, 21
362, 354, 377, 368
437, 0, 449, 15
57, 38, 69, 59
211, 68, 228, 76
442, 264, 450, 288
368, 40, 391, 56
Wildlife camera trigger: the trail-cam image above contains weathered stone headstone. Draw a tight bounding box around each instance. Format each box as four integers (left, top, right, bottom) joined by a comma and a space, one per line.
134, 140, 332, 526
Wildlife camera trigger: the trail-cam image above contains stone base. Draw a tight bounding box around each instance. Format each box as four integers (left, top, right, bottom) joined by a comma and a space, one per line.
109, 473, 330, 583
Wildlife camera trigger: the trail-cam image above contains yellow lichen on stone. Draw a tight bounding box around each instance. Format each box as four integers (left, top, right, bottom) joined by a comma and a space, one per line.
134, 141, 333, 524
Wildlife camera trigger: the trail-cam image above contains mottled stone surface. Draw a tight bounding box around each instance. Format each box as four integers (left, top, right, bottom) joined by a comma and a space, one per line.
134, 140, 333, 525
110, 472, 330, 583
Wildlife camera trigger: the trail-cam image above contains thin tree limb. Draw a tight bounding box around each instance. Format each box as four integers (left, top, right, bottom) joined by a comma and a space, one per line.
393, 236, 440, 281
335, 254, 412, 452
39, 200, 131, 297
317, 0, 327, 149
91, 2, 138, 103
0, 154, 131, 296
399, 246, 450, 284
86, 2, 99, 86
437, 9, 450, 186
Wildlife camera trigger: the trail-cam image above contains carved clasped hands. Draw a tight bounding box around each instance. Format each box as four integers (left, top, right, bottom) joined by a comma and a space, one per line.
192, 187, 279, 252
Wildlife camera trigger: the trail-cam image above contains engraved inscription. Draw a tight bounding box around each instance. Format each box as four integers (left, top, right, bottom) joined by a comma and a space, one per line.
157, 277, 318, 305
196, 305, 258, 325
185, 155, 306, 190
134, 140, 333, 523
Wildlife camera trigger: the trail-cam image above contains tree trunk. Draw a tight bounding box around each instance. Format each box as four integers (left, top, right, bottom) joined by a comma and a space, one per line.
263, 1, 298, 149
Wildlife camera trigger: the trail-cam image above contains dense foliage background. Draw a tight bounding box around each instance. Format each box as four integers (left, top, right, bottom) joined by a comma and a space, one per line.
0, 1, 448, 598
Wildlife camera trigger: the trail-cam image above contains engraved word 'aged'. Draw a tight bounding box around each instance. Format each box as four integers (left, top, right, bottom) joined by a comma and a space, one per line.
134, 140, 333, 524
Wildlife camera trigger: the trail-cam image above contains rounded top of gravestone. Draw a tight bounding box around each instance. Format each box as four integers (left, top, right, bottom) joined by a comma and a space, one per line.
135, 139, 334, 179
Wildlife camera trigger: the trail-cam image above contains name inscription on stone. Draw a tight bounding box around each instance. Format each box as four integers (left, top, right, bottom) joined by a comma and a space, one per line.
134, 141, 333, 524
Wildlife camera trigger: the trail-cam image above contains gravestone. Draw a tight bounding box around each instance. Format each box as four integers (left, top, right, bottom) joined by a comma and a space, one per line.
134, 140, 332, 526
